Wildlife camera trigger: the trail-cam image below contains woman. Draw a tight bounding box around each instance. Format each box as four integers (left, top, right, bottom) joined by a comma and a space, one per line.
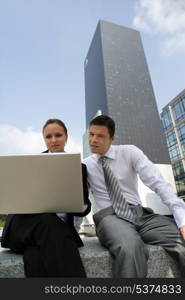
1, 119, 91, 277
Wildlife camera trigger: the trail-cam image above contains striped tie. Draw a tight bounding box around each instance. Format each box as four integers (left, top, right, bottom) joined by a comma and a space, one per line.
100, 156, 136, 223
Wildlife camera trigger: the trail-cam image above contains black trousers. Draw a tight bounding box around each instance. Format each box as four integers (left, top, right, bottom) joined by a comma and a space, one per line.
3, 213, 86, 277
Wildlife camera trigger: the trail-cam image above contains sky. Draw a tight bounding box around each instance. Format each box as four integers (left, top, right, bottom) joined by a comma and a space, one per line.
0, 0, 185, 155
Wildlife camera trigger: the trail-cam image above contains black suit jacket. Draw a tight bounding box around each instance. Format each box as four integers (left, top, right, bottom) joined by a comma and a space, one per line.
1, 151, 91, 248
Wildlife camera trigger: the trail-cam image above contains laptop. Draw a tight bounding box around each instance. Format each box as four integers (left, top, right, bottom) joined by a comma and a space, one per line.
0, 153, 84, 214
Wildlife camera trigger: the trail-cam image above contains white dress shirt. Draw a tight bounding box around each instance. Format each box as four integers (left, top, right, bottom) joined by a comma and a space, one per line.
83, 145, 185, 228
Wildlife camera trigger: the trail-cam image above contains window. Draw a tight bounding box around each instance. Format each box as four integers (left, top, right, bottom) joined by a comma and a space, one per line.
165, 131, 177, 148
175, 178, 185, 197
172, 97, 185, 123
160, 109, 172, 130
180, 140, 185, 155
169, 144, 180, 162
177, 123, 185, 154
172, 161, 185, 178
173, 159, 185, 197
178, 123, 185, 139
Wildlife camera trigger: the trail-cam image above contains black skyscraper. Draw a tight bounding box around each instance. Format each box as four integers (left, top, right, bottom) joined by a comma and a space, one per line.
84, 20, 169, 164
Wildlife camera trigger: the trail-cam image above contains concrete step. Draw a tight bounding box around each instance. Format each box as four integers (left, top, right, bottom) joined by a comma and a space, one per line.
0, 236, 180, 278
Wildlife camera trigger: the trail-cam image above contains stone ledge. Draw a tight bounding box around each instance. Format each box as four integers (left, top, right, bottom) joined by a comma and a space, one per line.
0, 237, 180, 278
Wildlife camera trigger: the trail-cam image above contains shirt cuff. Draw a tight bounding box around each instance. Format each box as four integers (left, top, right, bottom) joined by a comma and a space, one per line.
173, 208, 185, 228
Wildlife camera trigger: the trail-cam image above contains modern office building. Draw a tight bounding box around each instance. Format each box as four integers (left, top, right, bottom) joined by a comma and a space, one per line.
160, 89, 185, 198
84, 20, 169, 164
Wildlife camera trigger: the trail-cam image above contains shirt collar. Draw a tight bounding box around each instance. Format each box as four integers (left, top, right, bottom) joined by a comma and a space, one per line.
93, 145, 116, 163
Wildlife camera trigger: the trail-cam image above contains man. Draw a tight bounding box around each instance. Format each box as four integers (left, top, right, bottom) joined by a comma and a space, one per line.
83, 115, 185, 277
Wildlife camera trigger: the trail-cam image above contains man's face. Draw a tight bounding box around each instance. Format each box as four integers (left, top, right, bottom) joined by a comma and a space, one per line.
88, 125, 115, 155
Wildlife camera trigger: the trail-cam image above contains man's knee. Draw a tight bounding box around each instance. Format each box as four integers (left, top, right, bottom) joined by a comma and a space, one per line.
112, 238, 147, 260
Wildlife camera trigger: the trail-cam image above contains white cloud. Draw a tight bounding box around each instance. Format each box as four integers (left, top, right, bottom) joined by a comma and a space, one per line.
133, 0, 185, 55
160, 32, 185, 56
0, 124, 82, 155
65, 137, 82, 154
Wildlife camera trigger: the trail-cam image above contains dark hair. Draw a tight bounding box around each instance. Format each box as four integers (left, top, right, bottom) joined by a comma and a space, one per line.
89, 115, 115, 137
42, 119, 68, 136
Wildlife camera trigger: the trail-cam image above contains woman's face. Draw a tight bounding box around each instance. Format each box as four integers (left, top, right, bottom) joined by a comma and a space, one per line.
43, 123, 68, 153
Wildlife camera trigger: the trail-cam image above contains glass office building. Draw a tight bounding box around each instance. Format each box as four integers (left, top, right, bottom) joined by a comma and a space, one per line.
161, 89, 185, 198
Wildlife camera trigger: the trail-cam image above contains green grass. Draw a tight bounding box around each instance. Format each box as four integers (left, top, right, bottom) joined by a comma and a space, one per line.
0, 216, 6, 227
0, 219, 5, 227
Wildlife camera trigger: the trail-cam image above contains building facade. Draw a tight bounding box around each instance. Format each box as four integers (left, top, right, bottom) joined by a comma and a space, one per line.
160, 89, 185, 198
84, 20, 169, 164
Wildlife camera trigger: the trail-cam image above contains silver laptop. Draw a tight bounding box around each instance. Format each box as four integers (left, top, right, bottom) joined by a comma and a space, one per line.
0, 153, 84, 214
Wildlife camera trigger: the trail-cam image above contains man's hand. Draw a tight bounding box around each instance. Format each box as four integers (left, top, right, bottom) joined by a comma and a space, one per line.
179, 225, 185, 240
